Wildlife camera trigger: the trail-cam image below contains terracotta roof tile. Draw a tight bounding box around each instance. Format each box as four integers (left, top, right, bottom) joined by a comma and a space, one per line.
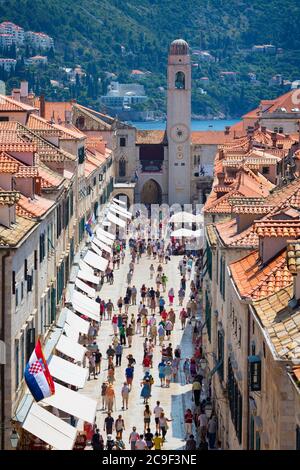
215, 218, 259, 248
136, 130, 167, 145
254, 220, 300, 238
0, 214, 36, 246
252, 285, 300, 360
286, 241, 300, 273
0, 152, 19, 173
205, 224, 217, 247
230, 249, 292, 300
17, 193, 55, 218
0, 94, 36, 112
0, 189, 21, 206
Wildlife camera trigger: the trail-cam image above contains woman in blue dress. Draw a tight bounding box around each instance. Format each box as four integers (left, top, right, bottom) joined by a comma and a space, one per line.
141, 377, 151, 404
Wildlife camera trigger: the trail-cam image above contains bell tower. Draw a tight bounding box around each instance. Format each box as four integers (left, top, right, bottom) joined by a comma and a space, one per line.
167, 39, 191, 206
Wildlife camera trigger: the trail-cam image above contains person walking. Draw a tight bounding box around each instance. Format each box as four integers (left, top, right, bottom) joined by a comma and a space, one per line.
115, 342, 123, 367
158, 324, 165, 346
115, 415, 125, 439
180, 307, 188, 329
95, 349, 102, 375
198, 410, 208, 441
143, 404, 152, 432
149, 264, 155, 279
144, 428, 154, 450
168, 287, 175, 306
164, 361, 172, 388
135, 435, 147, 450
141, 377, 151, 404
88, 354, 97, 381
129, 427, 139, 450
159, 412, 172, 442
178, 287, 185, 306
207, 414, 218, 449
101, 381, 108, 410
184, 409, 193, 439
161, 273, 168, 292
106, 385, 116, 412
192, 377, 202, 407
121, 382, 130, 410
183, 358, 191, 384
125, 364, 134, 391
153, 432, 163, 450
158, 360, 166, 387
131, 285, 137, 305
126, 323, 133, 347
91, 429, 104, 450
119, 324, 126, 346
103, 412, 114, 436
153, 401, 164, 433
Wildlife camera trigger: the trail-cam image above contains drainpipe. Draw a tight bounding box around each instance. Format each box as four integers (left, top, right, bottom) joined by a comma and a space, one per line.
1, 250, 10, 450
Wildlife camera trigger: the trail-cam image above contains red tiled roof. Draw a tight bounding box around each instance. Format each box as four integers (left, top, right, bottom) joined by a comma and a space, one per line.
17, 193, 54, 218
230, 249, 292, 300
254, 220, 300, 238
0, 94, 36, 112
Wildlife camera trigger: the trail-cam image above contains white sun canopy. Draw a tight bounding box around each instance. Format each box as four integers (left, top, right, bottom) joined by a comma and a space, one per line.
55, 335, 86, 362
107, 211, 126, 227
171, 228, 198, 238
42, 383, 97, 424
71, 290, 99, 320
93, 237, 112, 254
63, 308, 90, 336
112, 202, 132, 216
91, 242, 103, 257
22, 403, 77, 450
170, 212, 196, 223
75, 277, 96, 298
95, 230, 114, 246
113, 197, 126, 206
84, 250, 109, 272
97, 227, 115, 240
110, 205, 132, 219
48, 355, 88, 388
77, 269, 100, 286
79, 259, 94, 273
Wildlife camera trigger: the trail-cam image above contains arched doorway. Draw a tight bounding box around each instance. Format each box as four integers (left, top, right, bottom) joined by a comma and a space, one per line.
141, 179, 162, 205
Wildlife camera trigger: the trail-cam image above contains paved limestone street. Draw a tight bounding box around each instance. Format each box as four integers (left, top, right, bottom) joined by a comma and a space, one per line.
80, 237, 201, 450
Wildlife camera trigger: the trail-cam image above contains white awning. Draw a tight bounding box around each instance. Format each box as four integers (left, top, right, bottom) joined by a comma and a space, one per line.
113, 197, 126, 206
171, 228, 197, 238
42, 383, 97, 424
170, 212, 196, 223
79, 259, 94, 273
91, 242, 103, 257
107, 211, 126, 227
65, 283, 74, 304
95, 230, 114, 246
93, 237, 112, 254
84, 250, 109, 272
48, 355, 88, 388
71, 289, 99, 319
112, 202, 132, 215
110, 205, 132, 219
75, 277, 96, 298
56, 335, 87, 362
63, 308, 90, 336
97, 226, 115, 240
22, 402, 77, 450
77, 269, 100, 285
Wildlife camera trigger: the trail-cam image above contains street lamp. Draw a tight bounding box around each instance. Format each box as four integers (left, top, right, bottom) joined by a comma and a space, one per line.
10, 429, 19, 449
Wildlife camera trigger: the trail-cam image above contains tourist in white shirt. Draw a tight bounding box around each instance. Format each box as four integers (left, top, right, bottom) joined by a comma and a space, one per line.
153, 401, 164, 432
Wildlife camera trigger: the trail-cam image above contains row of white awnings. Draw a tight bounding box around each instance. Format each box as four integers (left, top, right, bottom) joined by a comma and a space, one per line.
113, 197, 126, 206
107, 210, 127, 227
110, 203, 132, 219
21, 306, 97, 449
21, 216, 119, 448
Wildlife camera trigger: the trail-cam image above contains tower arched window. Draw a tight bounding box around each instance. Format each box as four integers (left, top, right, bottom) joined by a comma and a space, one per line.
119, 157, 126, 177
175, 71, 185, 89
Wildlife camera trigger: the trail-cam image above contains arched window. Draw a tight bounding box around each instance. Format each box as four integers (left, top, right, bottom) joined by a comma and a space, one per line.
119, 157, 126, 177
175, 71, 185, 89
76, 116, 85, 130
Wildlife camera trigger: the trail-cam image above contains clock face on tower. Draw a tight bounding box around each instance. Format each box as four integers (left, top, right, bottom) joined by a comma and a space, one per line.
170, 123, 190, 143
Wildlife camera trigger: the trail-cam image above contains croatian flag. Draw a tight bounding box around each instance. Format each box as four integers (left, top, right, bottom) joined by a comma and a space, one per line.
24, 339, 55, 402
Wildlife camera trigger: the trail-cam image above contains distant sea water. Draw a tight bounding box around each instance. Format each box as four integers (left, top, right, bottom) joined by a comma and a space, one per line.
127, 119, 240, 131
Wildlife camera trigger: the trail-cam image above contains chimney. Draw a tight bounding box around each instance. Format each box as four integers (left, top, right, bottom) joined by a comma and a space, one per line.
225, 126, 230, 135
271, 132, 277, 147
261, 126, 267, 133
40, 94, 45, 118
20, 81, 28, 98
12, 89, 20, 102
